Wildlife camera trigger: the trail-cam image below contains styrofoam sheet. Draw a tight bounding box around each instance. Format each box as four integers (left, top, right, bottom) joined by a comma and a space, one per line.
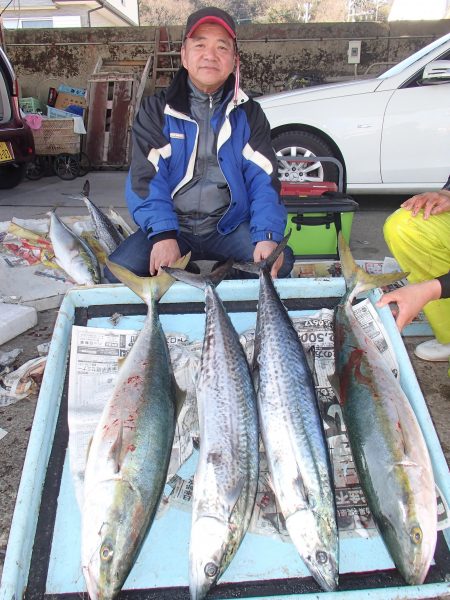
1, 279, 449, 600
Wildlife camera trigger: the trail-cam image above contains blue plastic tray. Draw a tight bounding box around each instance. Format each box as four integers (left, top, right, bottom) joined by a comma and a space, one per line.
1, 278, 449, 600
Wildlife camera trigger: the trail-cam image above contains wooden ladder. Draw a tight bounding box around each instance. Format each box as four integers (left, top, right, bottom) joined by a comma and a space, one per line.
149, 27, 181, 95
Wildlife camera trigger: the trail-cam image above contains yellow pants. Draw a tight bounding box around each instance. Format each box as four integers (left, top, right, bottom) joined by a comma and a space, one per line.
384, 208, 450, 344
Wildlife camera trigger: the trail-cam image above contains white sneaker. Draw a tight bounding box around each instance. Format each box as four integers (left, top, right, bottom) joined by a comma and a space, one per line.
414, 339, 450, 362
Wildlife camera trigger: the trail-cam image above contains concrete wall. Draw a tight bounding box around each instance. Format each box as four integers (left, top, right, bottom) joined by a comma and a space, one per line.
5, 19, 450, 103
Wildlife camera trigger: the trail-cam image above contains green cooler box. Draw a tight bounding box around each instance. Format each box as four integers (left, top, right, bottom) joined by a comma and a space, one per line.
283, 189, 359, 259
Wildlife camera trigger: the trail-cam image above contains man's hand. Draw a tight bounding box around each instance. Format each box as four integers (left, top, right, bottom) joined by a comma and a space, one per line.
149, 239, 181, 276
401, 189, 450, 219
254, 241, 283, 278
376, 279, 442, 332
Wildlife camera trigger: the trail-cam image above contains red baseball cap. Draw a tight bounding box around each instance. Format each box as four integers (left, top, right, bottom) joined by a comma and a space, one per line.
185, 7, 237, 40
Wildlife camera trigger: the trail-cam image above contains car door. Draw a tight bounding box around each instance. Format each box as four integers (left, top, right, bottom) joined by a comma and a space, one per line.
380, 49, 450, 187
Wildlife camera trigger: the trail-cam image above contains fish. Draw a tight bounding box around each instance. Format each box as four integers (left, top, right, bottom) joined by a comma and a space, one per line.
48, 209, 101, 285
79, 180, 125, 255
234, 237, 339, 592
163, 261, 259, 600
81, 254, 189, 600
331, 232, 437, 585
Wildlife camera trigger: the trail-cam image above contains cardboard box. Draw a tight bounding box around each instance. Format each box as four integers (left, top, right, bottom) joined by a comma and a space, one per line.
54, 91, 86, 110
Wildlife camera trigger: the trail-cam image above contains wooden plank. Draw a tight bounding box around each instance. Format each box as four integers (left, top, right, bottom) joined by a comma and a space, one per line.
134, 53, 153, 113
107, 79, 135, 166
149, 28, 160, 95
85, 80, 108, 167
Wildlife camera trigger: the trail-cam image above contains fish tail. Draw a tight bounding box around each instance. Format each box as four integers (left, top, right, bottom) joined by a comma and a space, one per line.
164, 258, 233, 290
234, 232, 291, 275
338, 232, 408, 297
82, 179, 90, 197
106, 253, 191, 304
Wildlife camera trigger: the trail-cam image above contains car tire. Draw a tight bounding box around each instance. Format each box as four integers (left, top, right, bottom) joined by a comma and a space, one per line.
272, 131, 340, 186
0, 163, 25, 189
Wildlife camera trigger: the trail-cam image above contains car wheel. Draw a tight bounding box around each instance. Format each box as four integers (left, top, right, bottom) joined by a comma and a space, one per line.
272, 131, 340, 186
0, 163, 25, 189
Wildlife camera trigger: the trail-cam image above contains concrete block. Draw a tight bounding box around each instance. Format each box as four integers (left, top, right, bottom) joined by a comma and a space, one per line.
0, 304, 38, 346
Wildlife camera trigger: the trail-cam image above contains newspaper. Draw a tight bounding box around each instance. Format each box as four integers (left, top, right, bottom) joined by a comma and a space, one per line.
0, 356, 47, 407
67, 305, 449, 542
67, 325, 201, 509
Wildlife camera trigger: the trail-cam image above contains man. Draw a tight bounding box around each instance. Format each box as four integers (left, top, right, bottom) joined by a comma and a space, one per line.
107, 6, 294, 280
377, 183, 450, 364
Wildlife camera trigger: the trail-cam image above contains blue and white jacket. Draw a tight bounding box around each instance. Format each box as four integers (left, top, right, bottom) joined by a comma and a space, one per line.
126, 67, 287, 244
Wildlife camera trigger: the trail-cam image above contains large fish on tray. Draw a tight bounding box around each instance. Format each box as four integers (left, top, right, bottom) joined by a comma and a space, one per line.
163, 262, 259, 600
234, 237, 339, 592
331, 232, 437, 585
81, 254, 189, 600
48, 209, 100, 285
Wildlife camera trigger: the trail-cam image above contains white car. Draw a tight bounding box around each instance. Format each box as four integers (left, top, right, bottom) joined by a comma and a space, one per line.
257, 33, 450, 194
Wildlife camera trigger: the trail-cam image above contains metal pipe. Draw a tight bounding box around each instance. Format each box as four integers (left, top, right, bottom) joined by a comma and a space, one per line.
87, 1, 105, 28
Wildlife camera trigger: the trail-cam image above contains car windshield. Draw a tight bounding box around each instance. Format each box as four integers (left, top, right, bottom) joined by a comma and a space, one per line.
378, 33, 450, 79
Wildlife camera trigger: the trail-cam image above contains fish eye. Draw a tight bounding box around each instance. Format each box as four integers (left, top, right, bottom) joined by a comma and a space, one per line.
100, 543, 114, 562
410, 526, 423, 544
316, 550, 328, 565
204, 562, 218, 578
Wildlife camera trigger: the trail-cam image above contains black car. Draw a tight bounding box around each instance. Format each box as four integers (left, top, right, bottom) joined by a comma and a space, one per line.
0, 46, 35, 189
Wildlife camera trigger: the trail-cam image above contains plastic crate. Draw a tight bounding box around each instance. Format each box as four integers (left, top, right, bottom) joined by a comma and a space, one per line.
46, 106, 74, 119
19, 97, 43, 114
32, 118, 80, 155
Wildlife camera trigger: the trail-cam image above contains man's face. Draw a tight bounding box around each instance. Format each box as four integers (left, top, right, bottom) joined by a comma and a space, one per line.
181, 23, 236, 94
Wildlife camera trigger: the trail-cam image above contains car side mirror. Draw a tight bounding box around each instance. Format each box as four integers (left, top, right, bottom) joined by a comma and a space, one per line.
421, 60, 450, 84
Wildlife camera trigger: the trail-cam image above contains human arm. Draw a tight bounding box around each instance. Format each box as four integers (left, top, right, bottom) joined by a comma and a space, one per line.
254, 241, 284, 278
126, 95, 180, 241
240, 100, 287, 244
149, 239, 181, 275
400, 189, 450, 219
376, 279, 443, 332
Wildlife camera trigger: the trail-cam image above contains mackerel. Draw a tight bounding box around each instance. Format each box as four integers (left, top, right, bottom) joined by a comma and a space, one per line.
81, 255, 189, 600
234, 238, 339, 591
332, 233, 437, 584
164, 262, 259, 600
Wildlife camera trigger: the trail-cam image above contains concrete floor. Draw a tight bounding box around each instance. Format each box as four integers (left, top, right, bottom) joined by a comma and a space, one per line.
0, 172, 449, 587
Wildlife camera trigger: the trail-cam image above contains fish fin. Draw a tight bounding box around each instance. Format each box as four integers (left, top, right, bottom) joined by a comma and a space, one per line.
164, 257, 233, 290
86, 436, 93, 461
174, 381, 187, 419
304, 345, 316, 380
225, 475, 247, 513
163, 267, 207, 290
234, 232, 291, 275
338, 232, 408, 298
107, 422, 123, 474
106, 253, 191, 304
328, 372, 342, 404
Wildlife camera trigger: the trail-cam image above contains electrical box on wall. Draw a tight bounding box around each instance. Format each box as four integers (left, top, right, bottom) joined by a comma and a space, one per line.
348, 40, 361, 64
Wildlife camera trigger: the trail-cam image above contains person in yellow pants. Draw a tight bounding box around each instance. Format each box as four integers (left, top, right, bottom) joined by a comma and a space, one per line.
378, 182, 450, 365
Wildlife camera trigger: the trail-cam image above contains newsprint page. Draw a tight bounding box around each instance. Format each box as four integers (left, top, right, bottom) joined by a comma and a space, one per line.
67, 299, 449, 544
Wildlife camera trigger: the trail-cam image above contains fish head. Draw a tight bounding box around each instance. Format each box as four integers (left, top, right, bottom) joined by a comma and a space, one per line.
82, 479, 146, 599
189, 515, 231, 600
286, 509, 339, 592
376, 472, 437, 585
